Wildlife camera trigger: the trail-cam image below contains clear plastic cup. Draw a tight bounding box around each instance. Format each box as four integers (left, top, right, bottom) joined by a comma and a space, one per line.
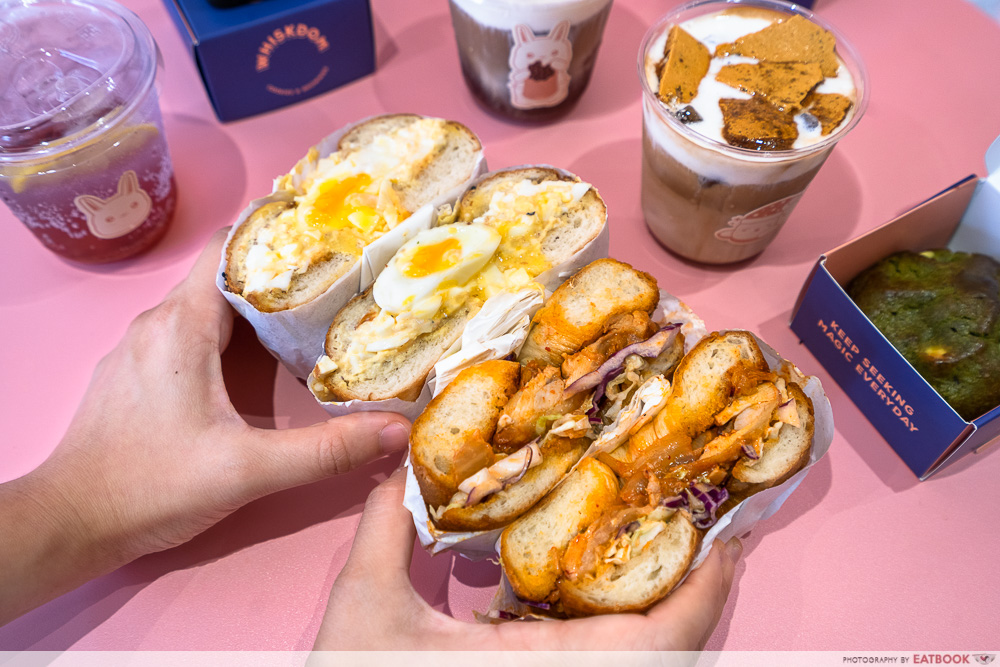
0, 0, 176, 264
637, 0, 868, 264
449, 0, 614, 121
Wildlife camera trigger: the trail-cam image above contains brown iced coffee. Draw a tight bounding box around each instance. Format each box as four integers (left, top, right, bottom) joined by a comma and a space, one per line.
638, 1, 868, 264
449, 0, 613, 121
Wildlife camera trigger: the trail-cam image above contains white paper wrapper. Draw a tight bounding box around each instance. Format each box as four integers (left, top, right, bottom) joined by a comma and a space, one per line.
404, 289, 707, 559
484, 331, 835, 620
307, 165, 611, 421
215, 116, 487, 379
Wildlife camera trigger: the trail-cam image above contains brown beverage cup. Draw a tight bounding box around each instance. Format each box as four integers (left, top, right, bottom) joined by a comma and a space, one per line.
637, 0, 868, 264
449, 0, 614, 121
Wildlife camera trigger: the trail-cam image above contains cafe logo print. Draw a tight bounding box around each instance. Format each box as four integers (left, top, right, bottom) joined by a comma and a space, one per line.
74, 171, 151, 239
256, 23, 331, 97
715, 192, 804, 246
508, 21, 572, 110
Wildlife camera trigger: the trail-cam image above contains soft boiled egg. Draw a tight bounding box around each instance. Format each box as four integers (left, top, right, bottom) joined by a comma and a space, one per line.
242, 119, 448, 297
373, 224, 502, 317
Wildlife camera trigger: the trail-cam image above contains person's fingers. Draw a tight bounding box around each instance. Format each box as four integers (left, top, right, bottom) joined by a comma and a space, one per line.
314, 468, 426, 650
337, 466, 417, 589
644, 537, 741, 650
236, 412, 411, 500
169, 227, 234, 344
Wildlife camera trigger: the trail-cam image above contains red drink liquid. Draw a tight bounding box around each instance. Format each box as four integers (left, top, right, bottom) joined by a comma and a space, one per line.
0, 0, 177, 264
0, 93, 177, 263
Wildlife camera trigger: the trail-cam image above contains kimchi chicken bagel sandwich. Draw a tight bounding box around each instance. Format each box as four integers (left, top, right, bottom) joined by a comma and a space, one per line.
499, 329, 816, 616
308, 166, 608, 405
408, 259, 690, 534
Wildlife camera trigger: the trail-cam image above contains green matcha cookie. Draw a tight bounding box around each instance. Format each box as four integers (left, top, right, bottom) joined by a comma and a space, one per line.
848, 249, 1000, 421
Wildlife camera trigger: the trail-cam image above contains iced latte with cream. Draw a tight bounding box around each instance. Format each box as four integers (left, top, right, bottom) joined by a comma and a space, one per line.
638, 0, 867, 264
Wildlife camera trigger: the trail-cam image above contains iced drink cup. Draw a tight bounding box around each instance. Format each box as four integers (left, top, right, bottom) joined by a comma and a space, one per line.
449, 0, 613, 121
638, 0, 867, 264
0, 0, 176, 264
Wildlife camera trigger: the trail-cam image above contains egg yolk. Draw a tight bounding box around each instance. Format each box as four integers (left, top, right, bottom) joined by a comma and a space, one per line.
304, 174, 380, 233
403, 237, 463, 278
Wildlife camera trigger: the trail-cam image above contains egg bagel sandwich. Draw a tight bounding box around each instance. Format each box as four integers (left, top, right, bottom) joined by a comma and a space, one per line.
309, 166, 608, 403
223, 114, 483, 313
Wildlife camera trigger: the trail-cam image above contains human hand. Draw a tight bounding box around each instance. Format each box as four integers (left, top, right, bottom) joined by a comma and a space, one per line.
314, 466, 741, 651
0, 228, 410, 624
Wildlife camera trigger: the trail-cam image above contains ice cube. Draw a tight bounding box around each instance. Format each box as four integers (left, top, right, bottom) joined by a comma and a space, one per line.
11, 47, 102, 116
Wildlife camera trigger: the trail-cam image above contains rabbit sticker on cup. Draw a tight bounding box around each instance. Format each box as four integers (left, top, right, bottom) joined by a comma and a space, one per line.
508, 21, 572, 110
74, 170, 153, 240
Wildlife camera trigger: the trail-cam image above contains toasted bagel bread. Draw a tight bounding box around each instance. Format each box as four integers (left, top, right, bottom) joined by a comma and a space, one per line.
518, 258, 660, 368
224, 114, 482, 313
557, 511, 699, 616
500, 457, 620, 603
409, 360, 521, 509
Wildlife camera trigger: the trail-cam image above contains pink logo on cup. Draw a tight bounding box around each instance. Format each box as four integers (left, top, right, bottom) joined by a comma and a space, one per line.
74, 170, 152, 240
508, 21, 572, 110
715, 192, 805, 245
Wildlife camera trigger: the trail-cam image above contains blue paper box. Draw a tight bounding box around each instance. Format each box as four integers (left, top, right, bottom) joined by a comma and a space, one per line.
790, 138, 1000, 479
164, 0, 375, 122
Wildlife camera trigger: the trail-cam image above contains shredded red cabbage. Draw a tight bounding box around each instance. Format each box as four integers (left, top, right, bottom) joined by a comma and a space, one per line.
616, 520, 641, 539
567, 324, 681, 401
516, 596, 551, 611
659, 481, 729, 529
572, 324, 681, 422
741, 442, 759, 460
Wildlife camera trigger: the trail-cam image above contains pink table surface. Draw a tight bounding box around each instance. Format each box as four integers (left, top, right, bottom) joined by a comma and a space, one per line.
2, 0, 999, 652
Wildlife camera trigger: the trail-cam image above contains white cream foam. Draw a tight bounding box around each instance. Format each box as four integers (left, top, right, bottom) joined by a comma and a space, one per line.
643, 96, 828, 186
451, 0, 611, 31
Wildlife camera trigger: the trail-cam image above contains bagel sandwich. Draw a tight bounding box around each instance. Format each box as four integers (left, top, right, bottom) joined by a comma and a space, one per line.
499, 330, 816, 616
408, 259, 687, 534
223, 114, 483, 313
309, 166, 608, 404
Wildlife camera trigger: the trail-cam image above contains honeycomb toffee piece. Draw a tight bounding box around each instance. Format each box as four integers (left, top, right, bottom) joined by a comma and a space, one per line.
654, 8, 854, 151
657, 25, 711, 104
848, 249, 1000, 421
715, 62, 824, 111
720, 97, 798, 150
802, 91, 853, 135
714, 14, 839, 77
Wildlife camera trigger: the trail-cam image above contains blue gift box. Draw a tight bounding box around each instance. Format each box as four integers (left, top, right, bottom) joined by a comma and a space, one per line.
164, 0, 375, 121
791, 139, 1000, 480
790, 137, 1000, 479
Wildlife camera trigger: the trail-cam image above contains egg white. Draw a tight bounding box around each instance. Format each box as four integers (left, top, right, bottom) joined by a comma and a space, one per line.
374, 224, 502, 317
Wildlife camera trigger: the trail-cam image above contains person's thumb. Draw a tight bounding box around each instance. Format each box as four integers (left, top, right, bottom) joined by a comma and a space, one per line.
337, 466, 416, 587
314, 467, 420, 650
237, 412, 410, 500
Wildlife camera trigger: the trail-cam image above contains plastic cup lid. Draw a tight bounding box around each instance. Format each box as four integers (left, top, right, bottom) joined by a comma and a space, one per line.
0, 0, 159, 158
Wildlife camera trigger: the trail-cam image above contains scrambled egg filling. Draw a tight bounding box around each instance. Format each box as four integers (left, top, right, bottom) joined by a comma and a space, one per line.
242, 119, 447, 295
